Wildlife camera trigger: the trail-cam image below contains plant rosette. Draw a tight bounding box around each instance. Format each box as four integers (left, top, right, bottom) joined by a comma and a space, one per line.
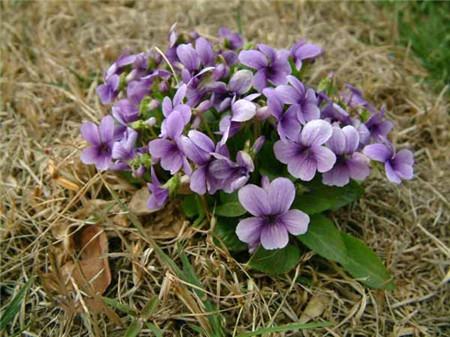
80, 25, 414, 289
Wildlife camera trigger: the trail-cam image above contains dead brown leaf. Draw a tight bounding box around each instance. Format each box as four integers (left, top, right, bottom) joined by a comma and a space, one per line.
42, 225, 112, 315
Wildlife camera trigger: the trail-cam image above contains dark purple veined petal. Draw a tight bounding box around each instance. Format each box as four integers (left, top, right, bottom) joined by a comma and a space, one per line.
80, 122, 100, 146
238, 184, 271, 216
280, 209, 309, 235
238, 50, 267, 69
260, 222, 289, 250
267, 177, 295, 214
363, 143, 392, 162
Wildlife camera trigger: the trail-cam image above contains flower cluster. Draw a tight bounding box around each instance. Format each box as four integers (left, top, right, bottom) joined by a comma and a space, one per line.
81, 26, 414, 251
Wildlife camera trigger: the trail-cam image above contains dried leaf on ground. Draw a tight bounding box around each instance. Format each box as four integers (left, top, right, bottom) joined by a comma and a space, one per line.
42, 225, 111, 314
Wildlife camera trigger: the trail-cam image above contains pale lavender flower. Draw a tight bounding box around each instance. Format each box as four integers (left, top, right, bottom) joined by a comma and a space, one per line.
320, 102, 352, 125
176, 37, 215, 74
274, 120, 336, 181
181, 130, 228, 194
363, 142, 414, 184
290, 39, 323, 71
112, 128, 138, 162
209, 151, 254, 193
218, 27, 244, 50
236, 177, 309, 250
322, 125, 370, 186
112, 99, 139, 126
274, 75, 320, 124
96, 74, 120, 104
211, 69, 253, 112
264, 88, 302, 141
239, 44, 291, 91
365, 109, 393, 141
80, 116, 118, 171
147, 167, 169, 210
148, 110, 191, 174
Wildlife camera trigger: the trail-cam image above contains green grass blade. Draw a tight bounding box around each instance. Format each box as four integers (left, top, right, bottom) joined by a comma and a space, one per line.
0, 278, 34, 331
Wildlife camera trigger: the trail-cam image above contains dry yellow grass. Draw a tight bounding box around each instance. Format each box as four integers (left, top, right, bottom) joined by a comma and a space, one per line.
1, 1, 449, 336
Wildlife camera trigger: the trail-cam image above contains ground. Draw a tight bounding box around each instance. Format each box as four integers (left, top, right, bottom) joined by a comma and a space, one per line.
1, 1, 449, 336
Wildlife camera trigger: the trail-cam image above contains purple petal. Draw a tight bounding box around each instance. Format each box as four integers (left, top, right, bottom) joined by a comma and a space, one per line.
164, 110, 186, 139
385, 161, 401, 184
173, 84, 187, 107
267, 178, 295, 214
190, 166, 207, 195
238, 184, 270, 216
342, 125, 360, 153
229, 70, 253, 95
312, 145, 336, 173
238, 50, 267, 69
80, 122, 100, 145
188, 130, 215, 153
258, 44, 277, 61
322, 163, 350, 187
394, 149, 414, 166
195, 37, 214, 66
160, 150, 183, 174
275, 85, 301, 104
148, 138, 174, 158
176, 44, 199, 71
288, 153, 317, 181
287, 76, 305, 95
162, 97, 173, 117
347, 153, 370, 181
296, 42, 322, 60
260, 223, 289, 250
301, 120, 333, 146
80, 147, 100, 165
273, 140, 299, 164
236, 217, 263, 245
363, 143, 392, 162
278, 106, 302, 141
280, 209, 309, 235
232, 99, 257, 122
99, 116, 115, 143
327, 126, 346, 155
253, 69, 267, 92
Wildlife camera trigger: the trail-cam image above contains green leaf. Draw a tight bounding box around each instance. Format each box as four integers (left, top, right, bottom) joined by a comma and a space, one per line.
293, 180, 363, 215
249, 244, 301, 275
340, 233, 395, 290
145, 322, 163, 337
214, 192, 246, 217
297, 214, 348, 264
213, 217, 247, 252
181, 194, 201, 218
0, 278, 33, 331
236, 321, 332, 337
102, 297, 136, 316
124, 320, 143, 337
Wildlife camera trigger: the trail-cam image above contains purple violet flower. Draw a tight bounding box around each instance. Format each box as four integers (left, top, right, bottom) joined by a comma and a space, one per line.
239, 44, 291, 91
112, 99, 139, 126
112, 127, 138, 162
363, 142, 414, 184
182, 130, 228, 194
365, 109, 394, 141
80, 116, 119, 171
148, 110, 191, 174
274, 120, 336, 181
211, 69, 253, 112
322, 125, 370, 186
218, 27, 244, 50
290, 39, 323, 71
96, 74, 120, 105
147, 167, 169, 211
209, 151, 254, 193
264, 88, 302, 141
236, 177, 309, 250
274, 75, 320, 124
